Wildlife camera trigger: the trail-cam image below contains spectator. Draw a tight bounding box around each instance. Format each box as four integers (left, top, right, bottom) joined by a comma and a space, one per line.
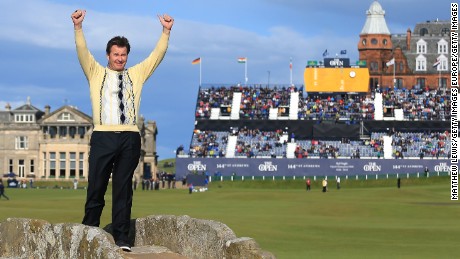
0, 180, 10, 200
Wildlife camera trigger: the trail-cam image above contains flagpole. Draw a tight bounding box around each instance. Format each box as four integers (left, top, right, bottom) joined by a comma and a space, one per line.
245, 58, 248, 85
439, 67, 441, 89
393, 60, 395, 88
200, 57, 202, 86
290, 57, 293, 86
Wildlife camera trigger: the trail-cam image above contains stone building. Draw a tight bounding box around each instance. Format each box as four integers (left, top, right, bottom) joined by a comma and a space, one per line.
0, 99, 158, 182
358, 1, 452, 90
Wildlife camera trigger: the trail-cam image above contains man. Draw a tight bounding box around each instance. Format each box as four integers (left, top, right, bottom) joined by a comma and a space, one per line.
306, 178, 311, 191
322, 178, 327, 192
0, 180, 10, 200
71, 9, 174, 252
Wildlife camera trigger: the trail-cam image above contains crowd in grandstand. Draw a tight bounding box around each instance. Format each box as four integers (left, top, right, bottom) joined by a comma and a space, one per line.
298, 94, 374, 122
195, 85, 450, 121
379, 86, 450, 120
186, 85, 451, 159
239, 86, 293, 119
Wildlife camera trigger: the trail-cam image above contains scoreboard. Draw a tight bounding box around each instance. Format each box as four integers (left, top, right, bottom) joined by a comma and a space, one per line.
304, 67, 370, 93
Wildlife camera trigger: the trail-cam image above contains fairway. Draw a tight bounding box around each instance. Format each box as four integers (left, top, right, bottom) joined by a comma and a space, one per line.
0, 179, 458, 259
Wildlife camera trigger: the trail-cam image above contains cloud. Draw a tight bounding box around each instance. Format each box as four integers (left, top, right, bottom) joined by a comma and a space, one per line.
3, 0, 448, 160
0, 0, 357, 64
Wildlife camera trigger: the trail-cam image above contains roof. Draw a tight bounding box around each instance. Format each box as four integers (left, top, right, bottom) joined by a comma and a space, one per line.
360, 1, 390, 35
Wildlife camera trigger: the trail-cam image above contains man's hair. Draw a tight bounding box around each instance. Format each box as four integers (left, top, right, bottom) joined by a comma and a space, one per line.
106, 36, 130, 55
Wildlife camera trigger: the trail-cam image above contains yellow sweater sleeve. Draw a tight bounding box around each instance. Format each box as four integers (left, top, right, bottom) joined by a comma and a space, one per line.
74, 29, 104, 82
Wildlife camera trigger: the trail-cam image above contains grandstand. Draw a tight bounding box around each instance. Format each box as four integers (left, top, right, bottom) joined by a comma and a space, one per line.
175, 81, 451, 179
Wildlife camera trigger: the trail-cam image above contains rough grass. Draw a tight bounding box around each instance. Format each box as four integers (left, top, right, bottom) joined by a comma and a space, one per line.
0, 176, 458, 259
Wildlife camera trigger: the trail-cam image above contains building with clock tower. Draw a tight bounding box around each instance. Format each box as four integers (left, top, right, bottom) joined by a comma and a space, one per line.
358, 1, 452, 91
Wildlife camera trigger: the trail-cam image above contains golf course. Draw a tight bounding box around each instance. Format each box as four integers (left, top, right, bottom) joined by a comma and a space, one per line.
0, 176, 458, 258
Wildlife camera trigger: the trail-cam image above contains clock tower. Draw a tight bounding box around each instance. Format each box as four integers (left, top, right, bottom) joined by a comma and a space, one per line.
358, 1, 394, 89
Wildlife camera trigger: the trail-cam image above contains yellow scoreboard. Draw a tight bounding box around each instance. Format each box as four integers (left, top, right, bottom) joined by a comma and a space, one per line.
304, 67, 370, 93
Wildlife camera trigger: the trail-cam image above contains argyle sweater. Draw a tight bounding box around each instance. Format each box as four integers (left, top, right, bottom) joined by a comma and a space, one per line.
74, 29, 169, 132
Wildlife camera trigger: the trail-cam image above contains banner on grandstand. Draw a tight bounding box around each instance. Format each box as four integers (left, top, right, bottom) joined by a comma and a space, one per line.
175, 158, 451, 178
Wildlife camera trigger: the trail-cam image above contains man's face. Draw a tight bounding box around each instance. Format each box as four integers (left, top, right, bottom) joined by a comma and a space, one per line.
107, 45, 128, 71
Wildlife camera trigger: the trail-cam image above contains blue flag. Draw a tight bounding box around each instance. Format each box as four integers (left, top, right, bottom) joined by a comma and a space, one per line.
322, 49, 328, 57
340, 50, 347, 55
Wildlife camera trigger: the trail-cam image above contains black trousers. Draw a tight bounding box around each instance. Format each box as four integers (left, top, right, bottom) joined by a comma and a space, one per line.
82, 131, 141, 244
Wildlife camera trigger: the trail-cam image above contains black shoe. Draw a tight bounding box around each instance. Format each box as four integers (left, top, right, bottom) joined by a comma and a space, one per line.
116, 241, 131, 252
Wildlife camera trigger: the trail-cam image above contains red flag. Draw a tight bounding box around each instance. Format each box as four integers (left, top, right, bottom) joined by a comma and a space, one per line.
192, 57, 201, 65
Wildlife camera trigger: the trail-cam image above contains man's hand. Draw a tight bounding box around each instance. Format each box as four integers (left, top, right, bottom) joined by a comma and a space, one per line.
71, 9, 86, 30
158, 14, 174, 35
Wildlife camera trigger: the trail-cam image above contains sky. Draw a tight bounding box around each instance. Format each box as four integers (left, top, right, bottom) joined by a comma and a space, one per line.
0, 0, 451, 160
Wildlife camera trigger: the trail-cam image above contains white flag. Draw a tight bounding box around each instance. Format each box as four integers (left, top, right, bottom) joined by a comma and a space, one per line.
386, 58, 395, 67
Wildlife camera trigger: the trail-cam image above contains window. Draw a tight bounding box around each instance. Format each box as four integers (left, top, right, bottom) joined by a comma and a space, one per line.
60, 152, 66, 178
70, 152, 76, 178
43, 153, 47, 176
78, 127, 86, 138
435, 55, 449, 71
50, 152, 56, 178
439, 78, 447, 88
398, 62, 404, 72
441, 28, 450, 35
437, 39, 448, 54
419, 28, 428, 36
383, 39, 388, 45
370, 78, 379, 90
79, 152, 85, 178
371, 38, 378, 45
415, 55, 427, 71
15, 136, 28, 150
362, 39, 367, 46
30, 159, 35, 174
59, 126, 67, 137
14, 114, 34, 123
49, 126, 57, 138
416, 78, 426, 88
69, 127, 77, 138
370, 62, 379, 71
416, 39, 427, 54
18, 159, 25, 178
57, 112, 75, 121
440, 59, 448, 71
9, 159, 13, 173
395, 78, 404, 88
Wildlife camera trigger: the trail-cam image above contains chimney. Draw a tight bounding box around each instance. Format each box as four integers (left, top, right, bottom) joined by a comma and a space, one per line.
406, 28, 411, 51
5, 103, 11, 111
45, 105, 50, 115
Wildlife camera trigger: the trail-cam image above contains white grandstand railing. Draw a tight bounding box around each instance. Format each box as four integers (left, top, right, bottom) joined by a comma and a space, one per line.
286, 142, 297, 158
210, 108, 220, 120
230, 92, 242, 120
289, 92, 299, 120
383, 135, 392, 159
225, 135, 238, 158
374, 93, 383, 120
269, 108, 278, 120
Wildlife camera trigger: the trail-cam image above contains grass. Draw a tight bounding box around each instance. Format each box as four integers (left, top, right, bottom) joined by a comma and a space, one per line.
0, 176, 458, 259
